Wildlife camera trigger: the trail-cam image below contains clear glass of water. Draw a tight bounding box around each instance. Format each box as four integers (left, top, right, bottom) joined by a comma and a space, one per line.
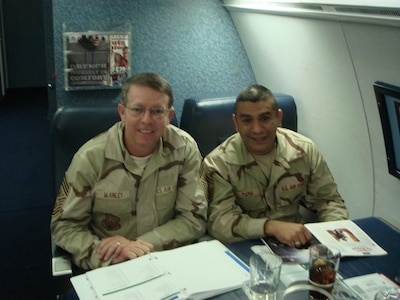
249, 251, 283, 300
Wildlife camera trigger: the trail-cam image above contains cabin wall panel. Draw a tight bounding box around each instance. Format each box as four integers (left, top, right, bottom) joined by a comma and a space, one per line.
343, 23, 400, 229
228, 11, 400, 228
51, 0, 256, 119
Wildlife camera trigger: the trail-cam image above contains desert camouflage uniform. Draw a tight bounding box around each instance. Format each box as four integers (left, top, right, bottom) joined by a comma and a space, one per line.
51, 122, 207, 270
201, 128, 348, 243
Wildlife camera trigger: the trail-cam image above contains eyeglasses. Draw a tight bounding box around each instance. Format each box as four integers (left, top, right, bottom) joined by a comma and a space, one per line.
124, 105, 170, 119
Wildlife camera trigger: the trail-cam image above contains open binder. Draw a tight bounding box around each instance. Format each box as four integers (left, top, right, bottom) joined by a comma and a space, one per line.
71, 239, 250, 299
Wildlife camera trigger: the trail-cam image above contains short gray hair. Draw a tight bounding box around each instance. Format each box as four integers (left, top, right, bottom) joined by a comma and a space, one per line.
234, 84, 277, 114
120, 73, 174, 107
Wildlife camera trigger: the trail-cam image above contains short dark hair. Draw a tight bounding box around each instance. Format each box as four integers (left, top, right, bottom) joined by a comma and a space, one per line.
234, 84, 278, 114
120, 73, 174, 107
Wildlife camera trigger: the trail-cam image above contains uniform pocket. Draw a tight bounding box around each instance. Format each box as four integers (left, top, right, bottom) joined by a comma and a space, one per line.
93, 191, 132, 231
275, 174, 307, 207
235, 188, 265, 213
154, 185, 176, 224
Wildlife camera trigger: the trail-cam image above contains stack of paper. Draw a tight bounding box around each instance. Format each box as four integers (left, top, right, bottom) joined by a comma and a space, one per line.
71, 239, 249, 299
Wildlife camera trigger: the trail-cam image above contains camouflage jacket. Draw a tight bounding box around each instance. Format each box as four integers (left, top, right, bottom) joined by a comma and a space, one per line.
201, 128, 348, 243
51, 122, 207, 270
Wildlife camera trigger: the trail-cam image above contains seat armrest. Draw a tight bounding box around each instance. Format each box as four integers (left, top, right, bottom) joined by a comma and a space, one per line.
52, 238, 72, 276
52, 239, 73, 295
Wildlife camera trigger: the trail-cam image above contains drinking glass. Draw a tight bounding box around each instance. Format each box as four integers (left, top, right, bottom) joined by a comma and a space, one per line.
308, 244, 341, 300
249, 251, 283, 300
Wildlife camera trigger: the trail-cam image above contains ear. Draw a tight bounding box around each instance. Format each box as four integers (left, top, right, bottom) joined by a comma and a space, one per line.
118, 103, 126, 122
168, 107, 175, 123
277, 108, 283, 127
232, 114, 239, 132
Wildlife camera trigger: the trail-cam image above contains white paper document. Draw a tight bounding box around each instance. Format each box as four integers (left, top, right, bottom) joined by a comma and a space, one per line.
71, 239, 250, 300
344, 273, 400, 300
305, 220, 387, 257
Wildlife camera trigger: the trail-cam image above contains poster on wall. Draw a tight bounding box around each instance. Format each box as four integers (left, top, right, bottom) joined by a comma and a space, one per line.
64, 31, 130, 90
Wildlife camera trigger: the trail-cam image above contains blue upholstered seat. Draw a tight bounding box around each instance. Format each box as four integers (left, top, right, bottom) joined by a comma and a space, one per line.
180, 93, 297, 157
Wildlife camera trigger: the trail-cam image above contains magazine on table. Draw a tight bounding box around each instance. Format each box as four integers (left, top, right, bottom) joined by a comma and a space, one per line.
258, 235, 319, 264
254, 220, 387, 264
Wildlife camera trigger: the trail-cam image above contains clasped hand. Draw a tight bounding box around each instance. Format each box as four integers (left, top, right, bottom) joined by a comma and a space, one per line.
98, 236, 154, 264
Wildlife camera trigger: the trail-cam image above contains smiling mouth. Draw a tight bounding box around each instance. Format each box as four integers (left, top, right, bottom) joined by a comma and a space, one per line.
139, 129, 153, 134
250, 136, 266, 142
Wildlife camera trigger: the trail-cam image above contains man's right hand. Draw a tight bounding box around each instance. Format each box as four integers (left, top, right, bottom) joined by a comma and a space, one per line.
264, 220, 312, 248
98, 236, 155, 264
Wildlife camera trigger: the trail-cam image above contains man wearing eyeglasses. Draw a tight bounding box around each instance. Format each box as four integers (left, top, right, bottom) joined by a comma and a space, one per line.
51, 73, 207, 271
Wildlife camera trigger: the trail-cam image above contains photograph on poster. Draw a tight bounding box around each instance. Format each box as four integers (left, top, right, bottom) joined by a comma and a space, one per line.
110, 34, 129, 86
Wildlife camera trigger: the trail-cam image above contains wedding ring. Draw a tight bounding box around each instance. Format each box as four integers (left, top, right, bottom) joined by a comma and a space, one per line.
116, 242, 121, 247
295, 241, 301, 247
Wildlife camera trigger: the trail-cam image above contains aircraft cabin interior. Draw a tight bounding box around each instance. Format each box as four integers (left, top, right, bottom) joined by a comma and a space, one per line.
0, 0, 399, 299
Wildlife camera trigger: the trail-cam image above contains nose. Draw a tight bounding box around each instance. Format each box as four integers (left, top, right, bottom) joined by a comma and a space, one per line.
251, 120, 263, 133
140, 109, 153, 123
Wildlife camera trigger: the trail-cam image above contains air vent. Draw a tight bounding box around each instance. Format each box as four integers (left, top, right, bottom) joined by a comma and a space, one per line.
274, 2, 325, 12
333, 6, 400, 18
223, 2, 400, 27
